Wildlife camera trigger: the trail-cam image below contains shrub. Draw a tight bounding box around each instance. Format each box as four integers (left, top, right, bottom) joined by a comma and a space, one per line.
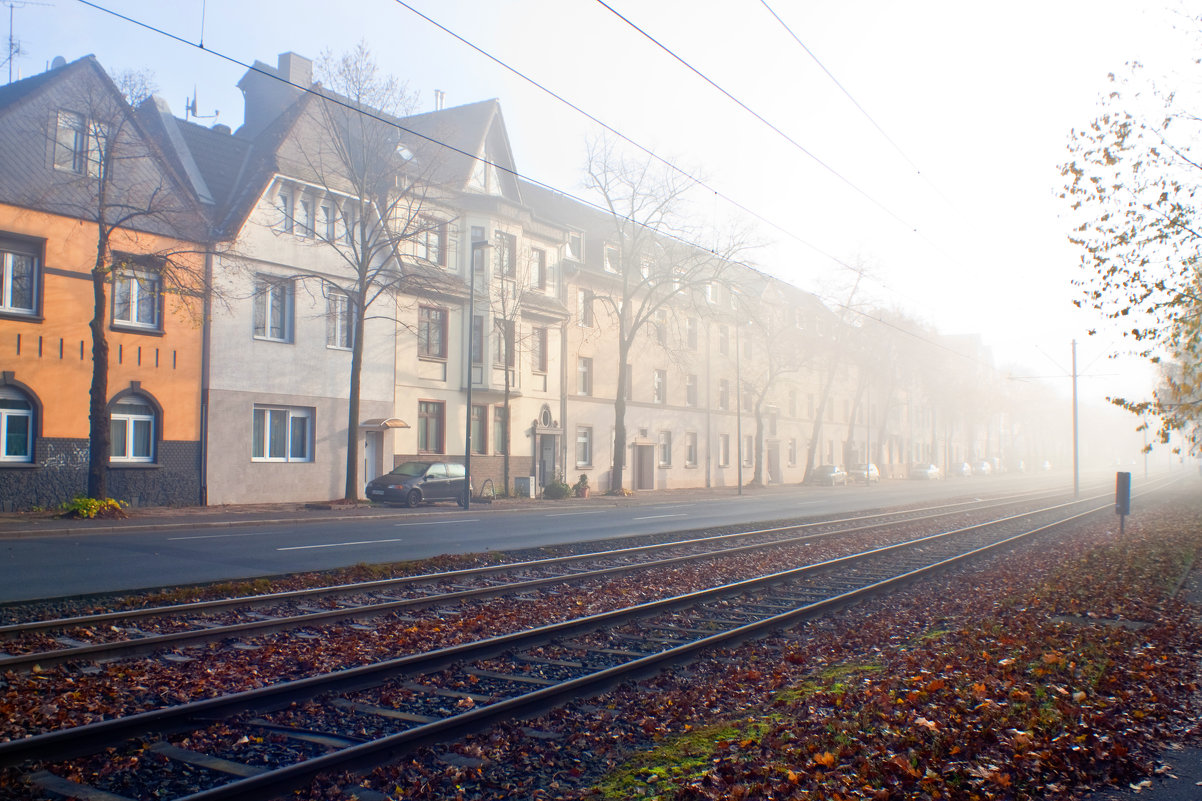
542, 475, 572, 500
61, 496, 129, 519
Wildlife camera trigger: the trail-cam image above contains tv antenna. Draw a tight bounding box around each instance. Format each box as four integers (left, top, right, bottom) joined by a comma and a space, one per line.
184, 85, 218, 122
3, 0, 52, 85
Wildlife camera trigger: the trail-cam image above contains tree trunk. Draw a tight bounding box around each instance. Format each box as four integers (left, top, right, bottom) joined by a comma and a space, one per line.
611, 340, 631, 492
86, 264, 110, 499
343, 299, 366, 501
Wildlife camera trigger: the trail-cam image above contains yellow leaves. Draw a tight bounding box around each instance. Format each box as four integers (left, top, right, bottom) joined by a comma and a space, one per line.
813, 750, 838, 767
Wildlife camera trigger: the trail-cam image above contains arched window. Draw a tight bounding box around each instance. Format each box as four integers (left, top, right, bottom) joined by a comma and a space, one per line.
110, 396, 155, 463
0, 386, 33, 462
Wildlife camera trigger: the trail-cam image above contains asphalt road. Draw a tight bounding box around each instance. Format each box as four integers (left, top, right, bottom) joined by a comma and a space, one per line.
0, 474, 1105, 603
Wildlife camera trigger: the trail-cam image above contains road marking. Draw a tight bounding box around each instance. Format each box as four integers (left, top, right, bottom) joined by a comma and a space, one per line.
279, 538, 405, 551
393, 519, 479, 528
633, 513, 689, 520
169, 531, 270, 541
545, 510, 606, 518
646, 504, 690, 510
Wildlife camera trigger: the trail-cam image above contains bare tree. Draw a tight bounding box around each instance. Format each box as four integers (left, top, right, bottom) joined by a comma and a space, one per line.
279, 44, 446, 501
22, 60, 207, 500
583, 136, 747, 492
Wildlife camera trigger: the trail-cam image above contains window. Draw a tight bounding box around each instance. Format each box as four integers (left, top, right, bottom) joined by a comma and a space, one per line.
343, 208, 357, 246
604, 244, 620, 273
251, 405, 311, 462
0, 238, 38, 315
653, 369, 666, 404
471, 315, 484, 366
417, 217, 447, 266
658, 430, 672, 467
471, 405, 487, 454
0, 387, 33, 462
566, 231, 584, 261
253, 276, 292, 342
788, 438, 797, 466
321, 203, 336, 241
494, 319, 516, 367
718, 379, 730, 410
418, 306, 448, 359
110, 397, 155, 463
418, 400, 445, 453
327, 291, 353, 349
788, 389, 797, 417
298, 197, 315, 237
743, 385, 754, 411
493, 406, 508, 454
577, 357, 593, 396
276, 189, 294, 234
54, 110, 101, 176
686, 374, 698, 407
576, 426, 593, 467
623, 363, 633, 401
685, 432, 698, 467
719, 325, 729, 355
743, 435, 754, 466
496, 231, 517, 276
719, 433, 730, 467
655, 309, 667, 345
686, 317, 698, 350
530, 248, 546, 290
532, 326, 548, 373
112, 269, 160, 330
705, 283, 716, 304
576, 289, 593, 327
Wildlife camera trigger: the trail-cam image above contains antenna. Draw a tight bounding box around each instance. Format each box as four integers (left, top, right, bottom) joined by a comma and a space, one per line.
3, 0, 52, 85
183, 85, 219, 121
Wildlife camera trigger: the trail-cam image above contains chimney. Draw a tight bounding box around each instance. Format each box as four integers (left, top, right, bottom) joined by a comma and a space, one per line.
277, 52, 312, 88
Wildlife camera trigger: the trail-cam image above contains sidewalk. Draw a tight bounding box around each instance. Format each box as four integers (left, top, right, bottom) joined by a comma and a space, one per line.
0, 484, 771, 538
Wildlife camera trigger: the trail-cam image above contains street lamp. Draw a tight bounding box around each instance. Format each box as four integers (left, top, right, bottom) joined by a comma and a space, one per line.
464, 237, 491, 510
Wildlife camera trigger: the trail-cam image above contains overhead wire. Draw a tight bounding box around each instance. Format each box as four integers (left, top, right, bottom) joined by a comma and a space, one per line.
71, 0, 1014, 375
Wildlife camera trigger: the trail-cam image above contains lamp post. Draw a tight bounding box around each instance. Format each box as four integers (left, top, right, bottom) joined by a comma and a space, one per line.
464, 237, 491, 510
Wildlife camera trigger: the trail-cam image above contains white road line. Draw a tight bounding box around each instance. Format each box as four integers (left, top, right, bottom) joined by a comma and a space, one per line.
632, 513, 689, 520
169, 531, 269, 541
278, 538, 405, 551
393, 519, 479, 527
545, 510, 607, 518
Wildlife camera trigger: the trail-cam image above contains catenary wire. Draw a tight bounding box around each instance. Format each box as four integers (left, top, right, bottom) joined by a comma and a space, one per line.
71, 0, 1012, 375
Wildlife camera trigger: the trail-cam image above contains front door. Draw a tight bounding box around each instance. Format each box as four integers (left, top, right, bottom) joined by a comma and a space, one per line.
766, 441, 780, 484
635, 445, 654, 490
538, 434, 556, 487
364, 431, 382, 488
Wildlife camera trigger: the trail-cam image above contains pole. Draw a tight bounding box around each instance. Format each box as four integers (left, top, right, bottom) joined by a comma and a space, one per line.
1072, 339, 1079, 498
735, 316, 743, 495
464, 239, 490, 510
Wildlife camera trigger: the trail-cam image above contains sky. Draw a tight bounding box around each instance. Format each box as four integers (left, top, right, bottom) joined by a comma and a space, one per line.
5, 0, 1193, 428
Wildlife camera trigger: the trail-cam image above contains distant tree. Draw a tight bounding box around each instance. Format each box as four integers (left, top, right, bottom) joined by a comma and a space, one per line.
30, 62, 206, 500
583, 136, 748, 492
1060, 56, 1202, 454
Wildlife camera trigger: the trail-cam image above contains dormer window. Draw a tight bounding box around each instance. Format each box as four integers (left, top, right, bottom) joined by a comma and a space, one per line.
566, 232, 583, 262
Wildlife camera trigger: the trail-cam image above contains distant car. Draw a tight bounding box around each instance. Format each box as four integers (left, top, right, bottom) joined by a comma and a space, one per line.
953, 462, 973, 477
973, 460, 993, 476
848, 463, 880, 484
908, 463, 943, 480
366, 460, 469, 508
807, 465, 848, 486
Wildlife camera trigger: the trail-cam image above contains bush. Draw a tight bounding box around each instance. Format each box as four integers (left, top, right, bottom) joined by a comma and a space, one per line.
61, 496, 129, 519
542, 476, 572, 500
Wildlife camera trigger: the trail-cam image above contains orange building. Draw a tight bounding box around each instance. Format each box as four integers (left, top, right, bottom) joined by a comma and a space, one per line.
0, 58, 209, 510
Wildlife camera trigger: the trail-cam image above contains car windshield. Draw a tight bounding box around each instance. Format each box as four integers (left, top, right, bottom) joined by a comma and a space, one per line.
389, 461, 431, 477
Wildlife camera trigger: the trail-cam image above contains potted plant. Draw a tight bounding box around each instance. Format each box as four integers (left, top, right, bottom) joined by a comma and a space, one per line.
572, 473, 590, 498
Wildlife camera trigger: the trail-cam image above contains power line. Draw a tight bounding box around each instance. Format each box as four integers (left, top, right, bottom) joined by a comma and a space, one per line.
70, 0, 1017, 379
593, 0, 920, 235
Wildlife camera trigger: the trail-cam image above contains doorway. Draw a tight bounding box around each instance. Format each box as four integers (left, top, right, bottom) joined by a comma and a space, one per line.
538, 434, 556, 487
633, 444, 654, 490
364, 431, 382, 487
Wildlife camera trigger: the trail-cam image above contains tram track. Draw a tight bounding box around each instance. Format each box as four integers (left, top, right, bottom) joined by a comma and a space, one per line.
0, 490, 1128, 801
0, 487, 1088, 674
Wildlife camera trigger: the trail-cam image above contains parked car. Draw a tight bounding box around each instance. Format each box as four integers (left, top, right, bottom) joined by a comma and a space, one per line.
807, 465, 848, 486
366, 461, 469, 508
848, 463, 880, 484
908, 462, 943, 480
973, 460, 993, 476
952, 461, 973, 477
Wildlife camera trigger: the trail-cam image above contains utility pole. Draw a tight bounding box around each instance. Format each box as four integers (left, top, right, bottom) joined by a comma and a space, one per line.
1072, 339, 1080, 498
3, 0, 51, 85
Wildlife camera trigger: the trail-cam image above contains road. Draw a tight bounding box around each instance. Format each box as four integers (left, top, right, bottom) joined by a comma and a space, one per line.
0, 474, 1097, 603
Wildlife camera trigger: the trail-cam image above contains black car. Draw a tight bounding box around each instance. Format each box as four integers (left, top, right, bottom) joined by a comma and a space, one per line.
366, 461, 469, 508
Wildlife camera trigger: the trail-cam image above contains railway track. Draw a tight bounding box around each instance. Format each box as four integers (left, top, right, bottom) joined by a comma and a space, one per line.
0, 487, 1085, 673
0, 490, 1123, 801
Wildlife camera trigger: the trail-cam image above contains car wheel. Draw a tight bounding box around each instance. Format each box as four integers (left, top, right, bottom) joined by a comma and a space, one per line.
405, 489, 421, 508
